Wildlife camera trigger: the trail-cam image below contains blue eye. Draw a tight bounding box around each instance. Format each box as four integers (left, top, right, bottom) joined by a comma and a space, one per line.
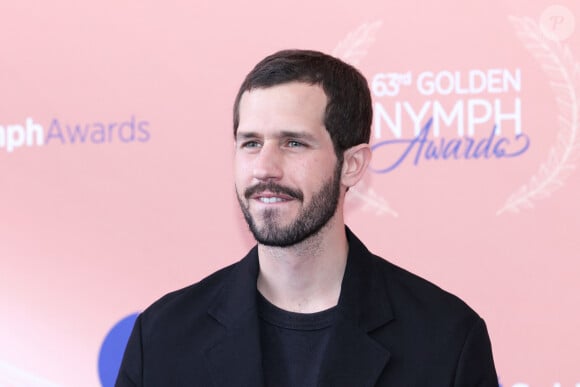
287, 140, 304, 147
241, 141, 260, 148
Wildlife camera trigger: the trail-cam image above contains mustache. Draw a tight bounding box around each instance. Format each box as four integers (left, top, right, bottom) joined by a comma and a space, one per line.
244, 182, 304, 201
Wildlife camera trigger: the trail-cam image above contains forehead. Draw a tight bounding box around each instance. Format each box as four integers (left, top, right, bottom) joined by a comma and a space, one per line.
237, 82, 327, 134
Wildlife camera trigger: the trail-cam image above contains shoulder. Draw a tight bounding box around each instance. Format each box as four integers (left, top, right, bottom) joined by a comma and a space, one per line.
373, 253, 480, 326
138, 261, 238, 332
116, 254, 259, 385
367, 255, 498, 384
365, 251, 492, 371
346, 227, 480, 326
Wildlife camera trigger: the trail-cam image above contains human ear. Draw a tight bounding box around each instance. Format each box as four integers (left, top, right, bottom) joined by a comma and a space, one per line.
341, 143, 372, 188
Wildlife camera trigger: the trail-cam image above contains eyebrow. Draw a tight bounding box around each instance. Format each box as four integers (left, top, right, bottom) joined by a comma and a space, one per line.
236, 130, 318, 142
235, 131, 259, 141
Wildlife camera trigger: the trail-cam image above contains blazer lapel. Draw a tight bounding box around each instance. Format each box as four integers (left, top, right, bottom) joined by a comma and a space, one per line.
318, 228, 395, 387
204, 247, 265, 387
318, 316, 391, 387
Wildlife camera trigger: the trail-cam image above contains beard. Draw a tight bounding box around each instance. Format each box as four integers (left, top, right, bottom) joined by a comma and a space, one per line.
237, 161, 342, 247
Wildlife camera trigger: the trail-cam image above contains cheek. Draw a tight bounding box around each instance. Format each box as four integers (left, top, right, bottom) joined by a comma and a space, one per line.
299, 161, 335, 191
306, 155, 337, 178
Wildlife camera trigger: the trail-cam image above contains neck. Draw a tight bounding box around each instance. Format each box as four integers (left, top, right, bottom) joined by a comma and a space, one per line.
256, 216, 348, 313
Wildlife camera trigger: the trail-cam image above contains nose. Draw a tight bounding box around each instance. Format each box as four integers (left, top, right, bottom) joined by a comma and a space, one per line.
253, 142, 283, 181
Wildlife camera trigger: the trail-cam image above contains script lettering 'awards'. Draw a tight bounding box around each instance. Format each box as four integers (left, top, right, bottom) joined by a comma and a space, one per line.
371, 68, 530, 173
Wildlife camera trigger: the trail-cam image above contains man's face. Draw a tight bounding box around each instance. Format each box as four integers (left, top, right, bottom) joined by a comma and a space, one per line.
234, 82, 343, 247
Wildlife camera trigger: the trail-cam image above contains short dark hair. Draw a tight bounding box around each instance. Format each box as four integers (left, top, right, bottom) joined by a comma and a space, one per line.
233, 49, 372, 158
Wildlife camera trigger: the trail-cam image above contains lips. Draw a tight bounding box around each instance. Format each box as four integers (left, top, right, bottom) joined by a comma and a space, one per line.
253, 192, 294, 204
258, 197, 285, 203
244, 182, 304, 202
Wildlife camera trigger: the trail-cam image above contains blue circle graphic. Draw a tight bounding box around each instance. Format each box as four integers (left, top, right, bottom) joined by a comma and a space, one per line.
98, 313, 139, 387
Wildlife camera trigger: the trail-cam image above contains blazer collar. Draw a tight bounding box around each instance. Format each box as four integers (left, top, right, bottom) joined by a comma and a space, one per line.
319, 227, 394, 387
204, 246, 263, 386
205, 227, 394, 387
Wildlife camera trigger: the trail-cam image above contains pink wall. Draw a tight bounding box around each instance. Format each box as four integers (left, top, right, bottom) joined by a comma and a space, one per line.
1, 1, 579, 386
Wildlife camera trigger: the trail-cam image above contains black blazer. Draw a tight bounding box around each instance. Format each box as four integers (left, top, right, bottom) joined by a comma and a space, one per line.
116, 229, 498, 386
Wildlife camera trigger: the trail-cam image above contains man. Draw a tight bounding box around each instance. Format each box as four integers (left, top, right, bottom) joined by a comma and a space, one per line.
116, 49, 498, 386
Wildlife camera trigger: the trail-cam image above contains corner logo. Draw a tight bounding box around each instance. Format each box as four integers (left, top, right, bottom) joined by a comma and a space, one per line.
0, 115, 150, 153
335, 8, 579, 216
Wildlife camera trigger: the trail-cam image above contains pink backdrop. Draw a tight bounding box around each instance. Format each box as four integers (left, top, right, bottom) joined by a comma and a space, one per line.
1, 1, 579, 386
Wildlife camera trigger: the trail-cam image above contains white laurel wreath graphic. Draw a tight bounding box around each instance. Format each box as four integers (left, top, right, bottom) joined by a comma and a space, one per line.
333, 20, 398, 217
346, 180, 399, 217
332, 20, 383, 66
496, 16, 580, 215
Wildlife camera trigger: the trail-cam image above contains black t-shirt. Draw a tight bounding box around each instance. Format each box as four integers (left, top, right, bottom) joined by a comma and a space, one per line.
257, 292, 337, 387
